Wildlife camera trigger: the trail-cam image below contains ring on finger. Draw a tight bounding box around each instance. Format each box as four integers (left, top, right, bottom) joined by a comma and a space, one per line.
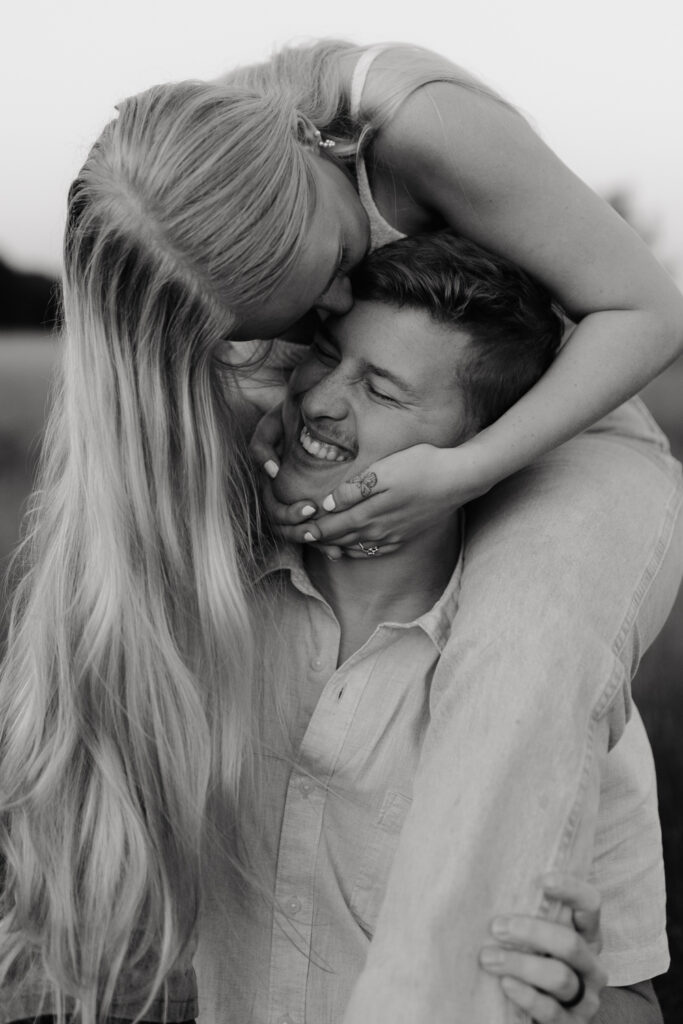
558, 969, 585, 1009
358, 540, 380, 557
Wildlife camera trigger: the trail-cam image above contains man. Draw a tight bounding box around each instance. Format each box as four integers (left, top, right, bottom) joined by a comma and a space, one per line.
198, 233, 667, 1023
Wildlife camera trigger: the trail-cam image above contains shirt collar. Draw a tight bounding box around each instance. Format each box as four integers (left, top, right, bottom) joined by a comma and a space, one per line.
257, 513, 465, 654
256, 542, 322, 600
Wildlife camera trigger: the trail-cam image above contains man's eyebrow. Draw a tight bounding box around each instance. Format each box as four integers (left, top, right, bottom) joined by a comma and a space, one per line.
318, 321, 420, 399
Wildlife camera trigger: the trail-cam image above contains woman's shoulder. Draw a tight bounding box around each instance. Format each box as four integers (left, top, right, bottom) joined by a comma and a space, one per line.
355, 44, 492, 120
357, 45, 521, 172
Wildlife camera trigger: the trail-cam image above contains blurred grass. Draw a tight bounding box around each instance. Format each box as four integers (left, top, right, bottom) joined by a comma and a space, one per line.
0, 333, 682, 1017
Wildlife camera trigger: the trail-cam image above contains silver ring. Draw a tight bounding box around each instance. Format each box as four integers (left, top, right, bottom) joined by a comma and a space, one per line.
358, 541, 380, 557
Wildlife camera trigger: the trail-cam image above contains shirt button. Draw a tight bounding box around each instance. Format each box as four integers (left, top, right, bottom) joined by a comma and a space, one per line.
285, 896, 302, 915
298, 777, 314, 797
309, 656, 324, 672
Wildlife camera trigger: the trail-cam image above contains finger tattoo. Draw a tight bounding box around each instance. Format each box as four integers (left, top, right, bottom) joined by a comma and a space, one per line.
352, 471, 378, 498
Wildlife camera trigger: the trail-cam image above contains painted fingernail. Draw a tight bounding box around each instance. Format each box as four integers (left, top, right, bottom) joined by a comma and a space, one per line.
480, 949, 505, 969
301, 505, 316, 517
264, 459, 279, 479
322, 494, 336, 512
491, 917, 511, 939
303, 531, 316, 542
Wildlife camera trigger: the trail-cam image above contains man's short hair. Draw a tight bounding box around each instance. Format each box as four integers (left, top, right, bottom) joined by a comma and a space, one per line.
350, 231, 564, 430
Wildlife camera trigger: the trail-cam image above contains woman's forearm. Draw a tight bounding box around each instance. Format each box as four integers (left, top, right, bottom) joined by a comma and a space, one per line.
458, 305, 683, 491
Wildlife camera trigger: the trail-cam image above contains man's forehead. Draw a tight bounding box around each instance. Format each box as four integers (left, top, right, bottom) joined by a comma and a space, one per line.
329, 301, 469, 393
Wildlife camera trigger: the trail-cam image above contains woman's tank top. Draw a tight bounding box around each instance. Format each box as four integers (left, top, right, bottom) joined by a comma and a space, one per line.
349, 47, 406, 251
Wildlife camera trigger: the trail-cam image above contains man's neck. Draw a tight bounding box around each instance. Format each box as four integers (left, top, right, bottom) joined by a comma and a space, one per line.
304, 512, 462, 665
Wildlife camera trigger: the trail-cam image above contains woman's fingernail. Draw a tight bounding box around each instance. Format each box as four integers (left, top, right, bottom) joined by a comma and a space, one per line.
501, 977, 522, 997
322, 494, 336, 512
480, 948, 505, 968
301, 505, 316, 517
264, 459, 279, 479
303, 531, 316, 542
491, 916, 511, 939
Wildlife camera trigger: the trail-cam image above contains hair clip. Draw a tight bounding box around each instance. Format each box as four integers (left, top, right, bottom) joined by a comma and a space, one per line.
314, 129, 336, 150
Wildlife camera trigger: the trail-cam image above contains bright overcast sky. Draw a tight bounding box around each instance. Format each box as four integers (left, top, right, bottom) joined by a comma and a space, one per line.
2, 0, 682, 282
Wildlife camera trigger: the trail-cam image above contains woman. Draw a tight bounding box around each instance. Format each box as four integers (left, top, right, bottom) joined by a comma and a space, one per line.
0, 42, 678, 1023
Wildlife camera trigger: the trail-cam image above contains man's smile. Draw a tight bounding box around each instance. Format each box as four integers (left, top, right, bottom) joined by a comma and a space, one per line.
298, 425, 353, 463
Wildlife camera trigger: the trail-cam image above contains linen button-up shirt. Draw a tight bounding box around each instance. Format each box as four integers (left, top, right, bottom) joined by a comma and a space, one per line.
196, 541, 668, 1024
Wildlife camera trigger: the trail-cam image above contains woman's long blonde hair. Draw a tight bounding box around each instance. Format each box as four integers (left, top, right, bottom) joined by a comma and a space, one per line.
0, 79, 318, 1021
0, 40, 510, 1019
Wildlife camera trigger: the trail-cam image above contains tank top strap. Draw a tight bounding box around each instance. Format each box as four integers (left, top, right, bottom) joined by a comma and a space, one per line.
350, 46, 406, 251
350, 45, 391, 119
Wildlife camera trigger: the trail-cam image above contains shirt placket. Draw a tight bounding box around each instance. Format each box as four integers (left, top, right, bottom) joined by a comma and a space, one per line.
266, 593, 338, 1024
266, 610, 388, 1024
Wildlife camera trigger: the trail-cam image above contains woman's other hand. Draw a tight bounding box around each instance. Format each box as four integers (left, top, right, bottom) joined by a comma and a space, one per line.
479, 873, 607, 1022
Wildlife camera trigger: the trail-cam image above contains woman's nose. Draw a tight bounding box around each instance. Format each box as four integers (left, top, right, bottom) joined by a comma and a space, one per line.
315, 275, 353, 316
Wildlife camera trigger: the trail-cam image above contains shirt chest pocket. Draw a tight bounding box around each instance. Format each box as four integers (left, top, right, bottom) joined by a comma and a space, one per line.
349, 789, 413, 936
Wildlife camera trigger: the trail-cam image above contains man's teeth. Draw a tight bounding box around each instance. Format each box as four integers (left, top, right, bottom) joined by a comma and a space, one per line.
299, 426, 349, 462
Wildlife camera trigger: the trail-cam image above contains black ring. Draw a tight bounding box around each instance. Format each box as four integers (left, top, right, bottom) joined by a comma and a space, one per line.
558, 969, 586, 1009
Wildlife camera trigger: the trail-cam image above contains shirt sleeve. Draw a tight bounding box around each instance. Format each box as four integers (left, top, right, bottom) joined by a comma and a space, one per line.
341, 611, 613, 1024
589, 705, 669, 985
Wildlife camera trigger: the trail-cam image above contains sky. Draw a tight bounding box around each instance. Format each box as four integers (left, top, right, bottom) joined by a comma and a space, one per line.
2, 0, 682, 281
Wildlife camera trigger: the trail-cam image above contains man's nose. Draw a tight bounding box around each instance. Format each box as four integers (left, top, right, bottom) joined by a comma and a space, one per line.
301, 366, 349, 422
314, 275, 353, 317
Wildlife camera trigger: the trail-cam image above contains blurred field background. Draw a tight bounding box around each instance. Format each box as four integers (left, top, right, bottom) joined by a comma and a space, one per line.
1, 325, 682, 1016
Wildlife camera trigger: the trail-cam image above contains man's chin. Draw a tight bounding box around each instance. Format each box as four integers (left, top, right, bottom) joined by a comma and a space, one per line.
272, 458, 353, 506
